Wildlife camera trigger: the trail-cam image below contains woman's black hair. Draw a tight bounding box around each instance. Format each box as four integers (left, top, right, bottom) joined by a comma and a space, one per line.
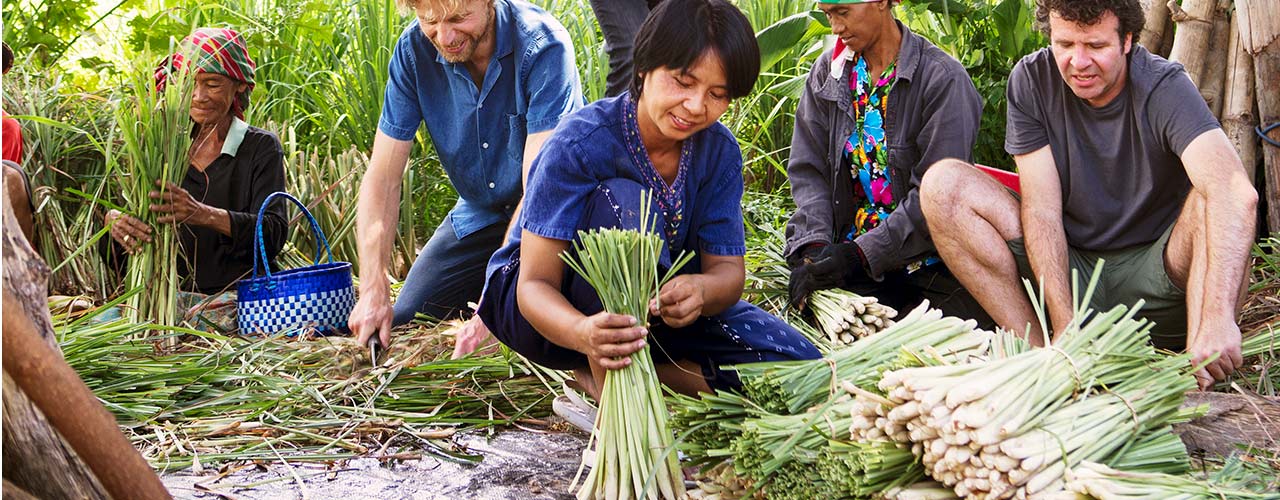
2, 43, 13, 74
629, 0, 760, 99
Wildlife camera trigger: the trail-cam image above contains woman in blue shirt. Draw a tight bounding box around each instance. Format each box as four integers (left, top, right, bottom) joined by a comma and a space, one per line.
478, 0, 820, 401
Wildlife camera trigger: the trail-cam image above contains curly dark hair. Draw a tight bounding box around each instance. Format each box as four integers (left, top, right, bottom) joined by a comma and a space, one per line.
1035, 0, 1145, 43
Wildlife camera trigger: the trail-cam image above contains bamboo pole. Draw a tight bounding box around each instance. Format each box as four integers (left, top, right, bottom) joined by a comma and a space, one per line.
1222, 13, 1259, 186
2, 289, 173, 500
1168, 0, 1219, 87
1140, 0, 1171, 53
1236, 0, 1279, 231
1198, 0, 1234, 117
1159, 16, 1176, 57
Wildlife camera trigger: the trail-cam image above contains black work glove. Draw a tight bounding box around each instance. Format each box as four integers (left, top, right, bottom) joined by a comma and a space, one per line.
787, 242, 869, 310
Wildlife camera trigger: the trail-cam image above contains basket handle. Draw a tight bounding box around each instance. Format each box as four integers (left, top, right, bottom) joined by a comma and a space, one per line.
252, 191, 335, 280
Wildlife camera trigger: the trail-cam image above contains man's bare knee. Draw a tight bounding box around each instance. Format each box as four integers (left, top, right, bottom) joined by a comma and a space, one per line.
921, 158, 976, 221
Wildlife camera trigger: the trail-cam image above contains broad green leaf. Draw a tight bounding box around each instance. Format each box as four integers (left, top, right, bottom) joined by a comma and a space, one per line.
756, 10, 827, 73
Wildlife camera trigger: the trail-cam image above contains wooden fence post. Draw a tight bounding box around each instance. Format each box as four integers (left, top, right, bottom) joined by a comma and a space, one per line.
1236, 0, 1280, 231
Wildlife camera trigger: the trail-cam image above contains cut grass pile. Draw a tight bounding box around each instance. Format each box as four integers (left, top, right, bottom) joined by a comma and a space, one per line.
54, 300, 561, 472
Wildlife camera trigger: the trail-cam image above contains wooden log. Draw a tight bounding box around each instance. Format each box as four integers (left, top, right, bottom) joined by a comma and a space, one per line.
1168, 0, 1219, 86
1139, 0, 1172, 52
1, 168, 57, 353
3, 373, 109, 500
1198, 0, 1234, 117
1222, 13, 1259, 186
1239, 0, 1280, 232
1175, 392, 1279, 456
3, 290, 173, 500
1235, 0, 1280, 54
1159, 14, 1177, 57
2, 479, 41, 500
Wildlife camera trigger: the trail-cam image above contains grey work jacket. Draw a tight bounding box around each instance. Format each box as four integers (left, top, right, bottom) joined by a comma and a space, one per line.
784, 22, 982, 279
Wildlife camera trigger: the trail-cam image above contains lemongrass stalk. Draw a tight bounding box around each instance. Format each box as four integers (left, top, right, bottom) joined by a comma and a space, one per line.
564, 194, 690, 500
116, 47, 196, 340
1066, 461, 1280, 500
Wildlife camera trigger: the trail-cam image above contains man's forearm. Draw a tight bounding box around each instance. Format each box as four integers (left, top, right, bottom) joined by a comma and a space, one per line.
355, 167, 403, 291
1200, 185, 1257, 321
1022, 209, 1074, 335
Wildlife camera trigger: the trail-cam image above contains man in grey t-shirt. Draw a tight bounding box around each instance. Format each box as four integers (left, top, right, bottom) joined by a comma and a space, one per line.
918, 0, 1257, 389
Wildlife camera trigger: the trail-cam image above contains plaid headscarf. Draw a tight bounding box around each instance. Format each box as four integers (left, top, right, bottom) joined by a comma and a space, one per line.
155, 28, 257, 119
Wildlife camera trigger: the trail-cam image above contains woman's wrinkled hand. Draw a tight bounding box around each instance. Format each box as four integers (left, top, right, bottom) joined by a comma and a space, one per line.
150, 180, 209, 226
105, 209, 152, 254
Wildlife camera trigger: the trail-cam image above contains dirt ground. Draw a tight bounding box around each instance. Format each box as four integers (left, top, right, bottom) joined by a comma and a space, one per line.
162, 429, 588, 500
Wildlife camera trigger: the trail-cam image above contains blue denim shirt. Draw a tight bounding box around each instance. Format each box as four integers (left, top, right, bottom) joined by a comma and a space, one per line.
485, 94, 748, 281
379, 0, 583, 239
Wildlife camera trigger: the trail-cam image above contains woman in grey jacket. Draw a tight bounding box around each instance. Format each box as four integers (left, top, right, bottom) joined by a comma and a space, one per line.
785, 0, 992, 325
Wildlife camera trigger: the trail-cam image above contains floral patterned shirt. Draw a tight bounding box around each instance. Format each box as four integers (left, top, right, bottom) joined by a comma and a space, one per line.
843, 56, 897, 242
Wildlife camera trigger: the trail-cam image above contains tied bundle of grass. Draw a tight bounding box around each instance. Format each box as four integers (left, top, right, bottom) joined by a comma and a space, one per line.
115, 50, 197, 334
734, 302, 991, 414
874, 296, 1197, 498
808, 288, 898, 345
1065, 461, 1280, 500
810, 383, 926, 497
668, 389, 757, 469
817, 439, 925, 498
730, 404, 854, 499
562, 195, 693, 500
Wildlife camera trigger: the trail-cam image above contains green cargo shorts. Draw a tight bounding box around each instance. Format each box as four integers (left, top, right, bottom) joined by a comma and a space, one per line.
1006, 224, 1187, 350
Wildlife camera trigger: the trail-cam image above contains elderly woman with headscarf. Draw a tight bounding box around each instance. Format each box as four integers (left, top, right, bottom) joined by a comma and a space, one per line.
105, 28, 287, 327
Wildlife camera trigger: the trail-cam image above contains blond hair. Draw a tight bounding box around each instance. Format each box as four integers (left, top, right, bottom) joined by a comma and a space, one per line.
396, 0, 492, 17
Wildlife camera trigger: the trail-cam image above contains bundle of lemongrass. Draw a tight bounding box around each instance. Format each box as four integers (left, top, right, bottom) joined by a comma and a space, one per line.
668, 389, 757, 469
563, 195, 692, 500
115, 51, 196, 333
807, 288, 898, 344
734, 302, 991, 414
730, 402, 853, 499
818, 438, 925, 498
1066, 461, 1280, 500
874, 299, 1197, 499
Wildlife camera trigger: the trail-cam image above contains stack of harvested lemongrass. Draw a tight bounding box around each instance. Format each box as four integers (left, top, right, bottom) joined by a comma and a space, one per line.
807, 288, 898, 344
115, 50, 196, 333
734, 302, 991, 414
668, 388, 756, 470
873, 299, 1196, 499
562, 195, 691, 500
730, 402, 854, 499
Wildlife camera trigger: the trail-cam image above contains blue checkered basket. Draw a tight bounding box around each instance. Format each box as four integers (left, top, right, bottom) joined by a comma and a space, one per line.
237, 192, 354, 336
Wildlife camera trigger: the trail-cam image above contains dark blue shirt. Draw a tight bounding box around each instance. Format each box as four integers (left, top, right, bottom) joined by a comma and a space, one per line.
485, 94, 748, 280
378, 0, 583, 239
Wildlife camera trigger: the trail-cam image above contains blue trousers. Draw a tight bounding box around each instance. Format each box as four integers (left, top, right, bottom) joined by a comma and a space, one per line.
393, 219, 507, 325
479, 179, 820, 391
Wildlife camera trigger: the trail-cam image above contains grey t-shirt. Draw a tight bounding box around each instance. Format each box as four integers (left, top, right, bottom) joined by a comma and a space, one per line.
1005, 46, 1219, 251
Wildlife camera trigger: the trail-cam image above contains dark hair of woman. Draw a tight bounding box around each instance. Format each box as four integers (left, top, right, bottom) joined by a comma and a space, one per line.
629, 0, 760, 99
